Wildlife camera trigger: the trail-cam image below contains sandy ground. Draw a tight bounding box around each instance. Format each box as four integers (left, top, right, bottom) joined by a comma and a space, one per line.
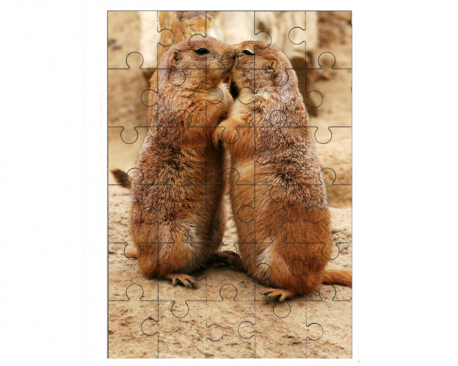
108, 11, 352, 358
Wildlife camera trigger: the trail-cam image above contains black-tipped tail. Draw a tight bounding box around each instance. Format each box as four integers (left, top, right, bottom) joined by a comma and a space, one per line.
111, 169, 131, 189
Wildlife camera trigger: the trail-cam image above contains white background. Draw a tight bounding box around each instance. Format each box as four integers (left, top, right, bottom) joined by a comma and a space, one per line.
0, 1, 457, 365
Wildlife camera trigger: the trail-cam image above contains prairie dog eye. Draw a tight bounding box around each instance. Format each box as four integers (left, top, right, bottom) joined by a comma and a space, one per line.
242, 49, 254, 56
195, 48, 209, 55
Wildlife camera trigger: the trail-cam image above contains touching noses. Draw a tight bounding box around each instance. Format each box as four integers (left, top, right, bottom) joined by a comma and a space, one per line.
223, 51, 237, 67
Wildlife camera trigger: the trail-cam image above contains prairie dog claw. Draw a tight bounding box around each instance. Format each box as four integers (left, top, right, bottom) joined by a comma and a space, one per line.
167, 273, 198, 288
260, 288, 295, 302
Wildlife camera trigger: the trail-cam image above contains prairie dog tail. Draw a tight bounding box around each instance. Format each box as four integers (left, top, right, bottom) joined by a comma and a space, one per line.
322, 269, 352, 287
111, 169, 131, 189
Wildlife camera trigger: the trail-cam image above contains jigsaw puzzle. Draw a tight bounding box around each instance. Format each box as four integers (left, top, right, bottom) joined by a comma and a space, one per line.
108, 11, 352, 358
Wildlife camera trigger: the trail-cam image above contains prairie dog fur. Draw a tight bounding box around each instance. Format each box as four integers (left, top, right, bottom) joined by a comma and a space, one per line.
213, 41, 351, 300
116, 38, 237, 287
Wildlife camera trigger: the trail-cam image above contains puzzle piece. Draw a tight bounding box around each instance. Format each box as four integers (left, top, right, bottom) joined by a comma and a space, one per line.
285, 11, 351, 120
157, 272, 206, 318
304, 286, 352, 358
114, 145, 218, 203
108, 284, 160, 358
108, 185, 131, 241
238, 300, 323, 358
110, 11, 177, 69
287, 11, 351, 70
108, 130, 146, 185
316, 283, 352, 302
108, 242, 159, 301
206, 284, 256, 358
107, 53, 153, 155
108, 51, 154, 116
138, 11, 174, 67
141, 299, 224, 358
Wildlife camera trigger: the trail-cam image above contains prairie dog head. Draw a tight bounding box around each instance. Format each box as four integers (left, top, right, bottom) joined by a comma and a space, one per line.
160, 37, 236, 88
231, 41, 297, 92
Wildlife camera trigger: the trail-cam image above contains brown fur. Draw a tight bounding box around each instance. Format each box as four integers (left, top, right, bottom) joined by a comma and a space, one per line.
147, 12, 220, 125
213, 41, 352, 301
130, 38, 236, 286
111, 168, 131, 189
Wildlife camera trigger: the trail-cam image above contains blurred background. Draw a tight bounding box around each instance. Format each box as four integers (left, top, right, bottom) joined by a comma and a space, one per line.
108, 11, 352, 208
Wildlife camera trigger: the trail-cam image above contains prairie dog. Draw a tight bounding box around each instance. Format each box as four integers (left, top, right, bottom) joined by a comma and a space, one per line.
146, 11, 220, 124
114, 38, 237, 287
213, 41, 351, 301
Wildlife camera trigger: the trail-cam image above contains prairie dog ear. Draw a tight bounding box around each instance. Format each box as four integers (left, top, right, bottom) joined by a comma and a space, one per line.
172, 50, 182, 65
266, 60, 277, 74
